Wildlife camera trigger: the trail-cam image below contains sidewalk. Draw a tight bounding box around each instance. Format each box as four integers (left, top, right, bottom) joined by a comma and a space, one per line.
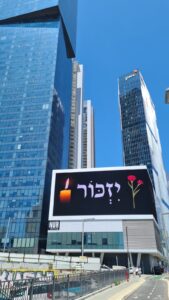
77, 275, 146, 300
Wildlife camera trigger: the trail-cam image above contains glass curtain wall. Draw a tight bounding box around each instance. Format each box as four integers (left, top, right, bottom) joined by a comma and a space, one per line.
0, 0, 77, 253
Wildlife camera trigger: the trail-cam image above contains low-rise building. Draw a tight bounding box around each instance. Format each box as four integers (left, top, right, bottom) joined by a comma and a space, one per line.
47, 166, 165, 273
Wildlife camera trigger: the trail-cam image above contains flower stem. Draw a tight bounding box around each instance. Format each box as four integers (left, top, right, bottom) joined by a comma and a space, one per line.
131, 183, 135, 209
133, 184, 139, 193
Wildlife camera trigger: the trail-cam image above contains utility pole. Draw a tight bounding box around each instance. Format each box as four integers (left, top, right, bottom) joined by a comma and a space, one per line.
81, 220, 85, 257
126, 226, 130, 269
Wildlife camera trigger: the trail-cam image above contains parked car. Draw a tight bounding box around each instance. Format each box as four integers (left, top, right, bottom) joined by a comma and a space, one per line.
152, 266, 163, 275
129, 267, 142, 275
129, 267, 134, 274
135, 267, 142, 275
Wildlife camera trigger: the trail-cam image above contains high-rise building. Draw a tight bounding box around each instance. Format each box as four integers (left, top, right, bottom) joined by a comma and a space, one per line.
0, 0, 77, 253
82, 100, 95, 168
68, 60, 83, 169
68, 62, 95, 170
119, 70, 169, 252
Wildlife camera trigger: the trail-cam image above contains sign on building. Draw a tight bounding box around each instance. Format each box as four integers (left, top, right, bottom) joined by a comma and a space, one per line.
49, 167, 156, 218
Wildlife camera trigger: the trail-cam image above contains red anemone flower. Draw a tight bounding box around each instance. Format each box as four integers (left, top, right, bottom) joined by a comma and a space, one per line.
137, 180, 143, 185
127, 175, 136, 182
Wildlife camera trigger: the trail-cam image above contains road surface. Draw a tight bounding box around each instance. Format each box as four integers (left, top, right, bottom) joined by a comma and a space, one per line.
125, 276, 168, 300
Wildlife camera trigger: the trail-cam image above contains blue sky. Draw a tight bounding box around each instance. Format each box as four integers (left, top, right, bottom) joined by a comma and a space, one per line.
76, 0, 169, 173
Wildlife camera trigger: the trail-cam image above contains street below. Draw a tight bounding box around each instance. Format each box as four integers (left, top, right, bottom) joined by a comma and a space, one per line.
84, 275, 169, 300
125, 276, 168, 300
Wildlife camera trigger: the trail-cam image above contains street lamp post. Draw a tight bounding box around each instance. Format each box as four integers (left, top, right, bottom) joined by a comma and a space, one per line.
116, 255, 119, 266
126, 226, 130, 269
81, 220, 85, 257
81, 218, 95, 257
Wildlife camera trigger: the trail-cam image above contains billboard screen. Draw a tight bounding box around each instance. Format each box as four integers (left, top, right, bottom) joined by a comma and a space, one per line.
51, 168, 156, 217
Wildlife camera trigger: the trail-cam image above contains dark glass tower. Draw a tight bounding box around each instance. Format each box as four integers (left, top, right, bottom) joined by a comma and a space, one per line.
119, 70, 169, 251
0, 0, 77, 253
119, 70, 153, 180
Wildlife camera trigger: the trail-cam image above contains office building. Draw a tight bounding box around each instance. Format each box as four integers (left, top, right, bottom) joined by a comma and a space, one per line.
47, 166, 164, 273
0, 0, 77, 253
68, 61, 83, 169
119, 70, 169, 253
82, 100, 95, 168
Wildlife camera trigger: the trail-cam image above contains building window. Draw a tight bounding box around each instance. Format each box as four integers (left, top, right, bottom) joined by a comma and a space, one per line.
102, 238, 108, 245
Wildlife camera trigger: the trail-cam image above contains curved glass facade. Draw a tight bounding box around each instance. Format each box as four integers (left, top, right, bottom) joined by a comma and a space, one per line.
0, 0, 77, 253
47, 232, 124, 251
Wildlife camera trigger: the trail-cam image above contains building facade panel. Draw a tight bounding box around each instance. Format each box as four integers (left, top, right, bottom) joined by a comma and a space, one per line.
0, 0, 59, 21
59, 0, 77, 55
83, 100, 95, 168
123, 220, 158, 251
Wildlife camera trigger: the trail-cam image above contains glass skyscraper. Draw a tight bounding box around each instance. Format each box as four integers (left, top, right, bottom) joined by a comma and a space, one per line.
0, 0, 77, 253
119, 70, 169, 253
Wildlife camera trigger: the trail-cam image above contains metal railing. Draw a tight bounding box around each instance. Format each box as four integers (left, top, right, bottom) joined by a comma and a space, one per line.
0, 269, 127, 300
